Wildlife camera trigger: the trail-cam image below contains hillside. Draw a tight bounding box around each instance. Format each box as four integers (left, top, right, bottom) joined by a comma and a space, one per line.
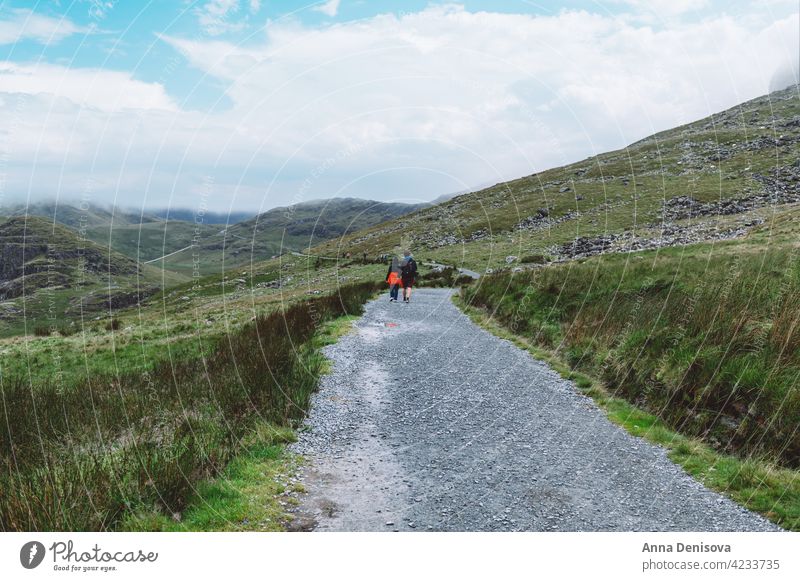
305, 86, 799, 271
149, 86, 800, 319
149, 208, 255, 224
2, 201, 158, 229
84, 220, 220, 263
0, 216, 175, 336
1, 202, 226, 266
3, 197, 430, 279
157, 197, 427, 275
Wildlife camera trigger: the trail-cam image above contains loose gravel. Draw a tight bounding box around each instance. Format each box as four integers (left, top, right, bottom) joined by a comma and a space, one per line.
290, 288, 780, 532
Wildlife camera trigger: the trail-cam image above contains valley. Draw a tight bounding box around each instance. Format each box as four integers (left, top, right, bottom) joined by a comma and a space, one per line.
2, 86, 798, 532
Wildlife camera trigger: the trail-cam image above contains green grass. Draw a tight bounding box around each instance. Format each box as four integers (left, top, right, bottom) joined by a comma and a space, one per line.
123, 424, 300, 532
456, 296, 800, 531
84, 220, 218, 264
0, 317, 220, 386
121, 309, 371, 532
461, 235, 800, 467
0, 281, 382, 531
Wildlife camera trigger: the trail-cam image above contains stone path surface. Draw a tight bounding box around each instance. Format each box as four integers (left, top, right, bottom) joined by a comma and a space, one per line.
290, 289, 780, 532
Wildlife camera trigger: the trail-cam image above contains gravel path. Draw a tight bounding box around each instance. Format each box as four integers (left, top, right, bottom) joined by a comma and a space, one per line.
290, 289, 780, 532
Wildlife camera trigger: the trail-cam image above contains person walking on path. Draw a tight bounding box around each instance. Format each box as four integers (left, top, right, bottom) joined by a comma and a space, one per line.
400, 250, 417, 303
386, 256, 402, 302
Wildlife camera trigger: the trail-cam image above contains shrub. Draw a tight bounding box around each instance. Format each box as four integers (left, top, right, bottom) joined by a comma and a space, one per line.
520, 254, 548, 264
58, 325, 78, 337
33, 326, 51, 337
419, 267, 456, 287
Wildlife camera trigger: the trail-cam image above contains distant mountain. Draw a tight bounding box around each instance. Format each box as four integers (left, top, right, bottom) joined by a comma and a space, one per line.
147, 208, 255, 225
0, 201, 220, 265
1, 201, 157, 229
2, 198, 431, 278
157, 197, 427, 275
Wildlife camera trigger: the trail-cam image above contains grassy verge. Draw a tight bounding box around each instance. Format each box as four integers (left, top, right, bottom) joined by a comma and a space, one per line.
460, 242, 800, 466
0, 281, 381, 531
455, 296, 800, 531
123, 310, 364, 531
123, 424, 301, 531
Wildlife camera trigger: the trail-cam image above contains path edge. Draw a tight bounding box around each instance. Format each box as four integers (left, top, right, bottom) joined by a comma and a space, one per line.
452, 293, 793, 531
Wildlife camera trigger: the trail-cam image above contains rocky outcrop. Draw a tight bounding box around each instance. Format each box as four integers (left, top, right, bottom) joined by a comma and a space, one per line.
660, 165, 800, 222
0, 216, 142, 302
68, 286, 159, 313
515, 210, 577, 232
552, 219, 763, 261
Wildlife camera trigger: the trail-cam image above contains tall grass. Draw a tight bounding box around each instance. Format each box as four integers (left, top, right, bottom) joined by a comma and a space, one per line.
0, 281, 381, 531
462, 245, 800, 467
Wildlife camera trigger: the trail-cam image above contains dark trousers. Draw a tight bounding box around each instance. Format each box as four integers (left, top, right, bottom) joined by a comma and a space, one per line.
390, 284, 400, 300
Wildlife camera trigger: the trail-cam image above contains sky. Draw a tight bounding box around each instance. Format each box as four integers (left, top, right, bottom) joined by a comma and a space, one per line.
0, 1, 797, 214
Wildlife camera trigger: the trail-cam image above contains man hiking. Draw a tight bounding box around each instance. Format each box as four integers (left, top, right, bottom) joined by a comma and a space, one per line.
386, 255, 402, 302
400, 250, 417, 303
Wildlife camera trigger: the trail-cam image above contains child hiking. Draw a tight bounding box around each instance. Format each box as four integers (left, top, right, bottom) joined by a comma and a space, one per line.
386, 256, 402, 302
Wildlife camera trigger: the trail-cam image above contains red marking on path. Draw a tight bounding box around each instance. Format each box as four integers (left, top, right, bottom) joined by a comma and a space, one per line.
385, 323, 398, 328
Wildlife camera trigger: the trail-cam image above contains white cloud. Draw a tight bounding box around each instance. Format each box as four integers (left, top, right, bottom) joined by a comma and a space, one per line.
195, 0, 244, 35
614, 0, 709, 18
0, 8, 86, 45
193, 0, 263, 35
1, 4, 798, 211
0, 62, 176, 112
313, 0, 341, 18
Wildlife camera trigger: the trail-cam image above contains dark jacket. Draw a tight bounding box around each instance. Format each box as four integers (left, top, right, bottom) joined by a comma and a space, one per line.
400, 256, 417, 282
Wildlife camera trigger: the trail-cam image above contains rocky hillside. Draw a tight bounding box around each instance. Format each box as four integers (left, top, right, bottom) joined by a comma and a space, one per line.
0, 216, 166, 335
308, 86, 799, 271
141, 87, 799, 325
0, 217, 140, 298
